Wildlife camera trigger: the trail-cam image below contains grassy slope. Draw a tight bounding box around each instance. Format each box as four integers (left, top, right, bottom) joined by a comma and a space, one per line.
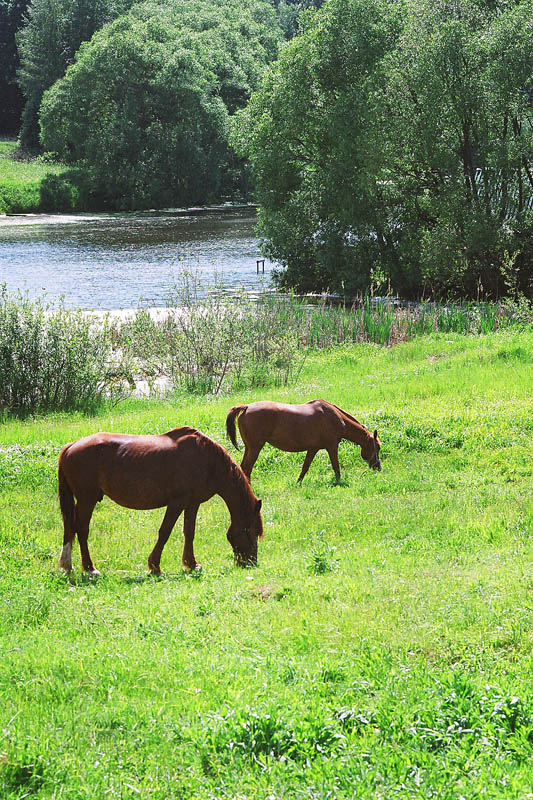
0, 141, 72, 213
0, 331, 531, 799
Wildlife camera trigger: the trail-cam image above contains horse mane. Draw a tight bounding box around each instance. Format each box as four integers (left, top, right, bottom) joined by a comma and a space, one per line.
163, 426, 199, 441
196, 430, 260, 511
163, 427, 262, 532
328, 402, 368, 432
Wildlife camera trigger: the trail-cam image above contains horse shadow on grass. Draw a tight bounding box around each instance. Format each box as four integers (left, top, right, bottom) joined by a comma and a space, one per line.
119, 568, 203, 585
49, 568, 202, 588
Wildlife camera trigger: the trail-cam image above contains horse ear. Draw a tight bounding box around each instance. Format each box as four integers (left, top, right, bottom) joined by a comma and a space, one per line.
255, 499, 262, 513
374, 429, 378, 439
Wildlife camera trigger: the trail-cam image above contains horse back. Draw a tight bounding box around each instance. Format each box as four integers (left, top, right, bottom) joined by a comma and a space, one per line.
58, 428, 220, 509
162, 426, 200, 442
240, 399, 344, 452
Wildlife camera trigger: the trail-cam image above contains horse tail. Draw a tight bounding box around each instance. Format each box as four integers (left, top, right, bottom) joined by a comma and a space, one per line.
226, 405, 248, 450
58, 451, 76, 534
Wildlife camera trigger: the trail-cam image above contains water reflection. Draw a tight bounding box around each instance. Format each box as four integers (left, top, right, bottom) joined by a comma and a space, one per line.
0, 211, 275, 309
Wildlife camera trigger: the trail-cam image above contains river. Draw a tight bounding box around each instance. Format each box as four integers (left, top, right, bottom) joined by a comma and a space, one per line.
0, 209, 276, 309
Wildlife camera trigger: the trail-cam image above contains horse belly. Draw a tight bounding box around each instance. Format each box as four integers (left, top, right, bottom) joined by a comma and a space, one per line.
101, 477, 172, 510
267, 424, 325, 453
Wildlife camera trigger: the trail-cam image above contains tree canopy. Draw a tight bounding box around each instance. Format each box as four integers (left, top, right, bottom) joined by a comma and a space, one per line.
235, 0, 533, 298
39, 0, 282, 208
16, 0, 136, 148
0, 0, 30, 134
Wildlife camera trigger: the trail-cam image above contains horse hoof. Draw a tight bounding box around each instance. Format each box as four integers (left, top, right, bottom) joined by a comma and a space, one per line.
85, 568, 101, 577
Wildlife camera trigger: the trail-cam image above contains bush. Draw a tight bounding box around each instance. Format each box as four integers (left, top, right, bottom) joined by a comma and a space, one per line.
0, 180, 41, 213
39, 170, 90, 212
112, 272, 304, 395
0, 288, 129, 418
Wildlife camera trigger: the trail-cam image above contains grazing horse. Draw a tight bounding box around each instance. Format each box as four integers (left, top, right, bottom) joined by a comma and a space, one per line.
226, 400, 381, 482
57, 426, 263, 575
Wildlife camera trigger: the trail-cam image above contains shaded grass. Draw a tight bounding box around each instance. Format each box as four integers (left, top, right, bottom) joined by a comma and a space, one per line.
0, 330, 532, 798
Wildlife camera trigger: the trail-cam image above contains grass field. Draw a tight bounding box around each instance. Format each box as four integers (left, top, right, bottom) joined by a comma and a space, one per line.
0, 330, 532, 798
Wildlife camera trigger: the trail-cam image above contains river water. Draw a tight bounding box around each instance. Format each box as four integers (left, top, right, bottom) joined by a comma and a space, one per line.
0, 209, 276, 309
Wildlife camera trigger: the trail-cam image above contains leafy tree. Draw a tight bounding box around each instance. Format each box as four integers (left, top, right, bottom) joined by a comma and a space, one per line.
39, 0, 282, 208
376, 0, 533, 297
272, 0, 325, 39
233, 0, 400, 294
235, 0, 533, 298
0, 0, 30, 134
16, 0, 134, 149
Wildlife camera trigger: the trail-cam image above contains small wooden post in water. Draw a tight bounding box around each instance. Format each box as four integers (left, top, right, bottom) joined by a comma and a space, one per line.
256, 259, 265, 274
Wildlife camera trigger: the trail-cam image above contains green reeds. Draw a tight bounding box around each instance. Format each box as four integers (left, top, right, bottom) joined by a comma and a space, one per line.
271, 295, 532, 349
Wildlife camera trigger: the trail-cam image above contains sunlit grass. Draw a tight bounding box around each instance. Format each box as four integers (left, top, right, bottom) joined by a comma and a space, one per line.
0, 139, 78, 213
0, 140, 68, 184
0, 330, 532, 798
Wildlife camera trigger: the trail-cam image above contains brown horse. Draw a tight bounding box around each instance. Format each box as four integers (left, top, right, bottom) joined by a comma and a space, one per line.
57, 426, 263, 575
226, 400, 381, 482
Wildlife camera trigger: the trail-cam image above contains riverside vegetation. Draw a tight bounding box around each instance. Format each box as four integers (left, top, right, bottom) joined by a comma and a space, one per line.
0, 289, 531, 797
1, 282, 531, 417
3, 0, 533, 299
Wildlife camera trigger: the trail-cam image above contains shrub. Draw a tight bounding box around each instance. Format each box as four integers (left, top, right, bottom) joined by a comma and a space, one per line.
0, 288, 129, 418
0, 180, 41, 213
113, 272, 304, 395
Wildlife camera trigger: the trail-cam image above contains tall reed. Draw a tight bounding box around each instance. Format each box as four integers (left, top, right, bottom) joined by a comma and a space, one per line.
280, 295, 532, 348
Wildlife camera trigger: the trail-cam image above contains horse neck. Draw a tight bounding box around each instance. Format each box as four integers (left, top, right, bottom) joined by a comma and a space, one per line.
341, 415, 371, 447
217, 463, 254, 523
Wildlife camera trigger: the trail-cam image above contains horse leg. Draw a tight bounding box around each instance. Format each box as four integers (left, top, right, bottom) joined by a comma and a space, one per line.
182, 504, 200, 571
148, 503, 183, 575
59, 520, 76, 573
297, 448, 318, 483
327, 445, 341, 482
241, 444, 263, 479
76, 497, 99, 574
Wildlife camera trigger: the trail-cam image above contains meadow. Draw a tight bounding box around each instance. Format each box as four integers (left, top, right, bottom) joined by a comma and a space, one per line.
0, 329, 532, 798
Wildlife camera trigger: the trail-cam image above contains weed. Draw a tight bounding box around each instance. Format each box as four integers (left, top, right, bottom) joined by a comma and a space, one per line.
307, 530, 339, 575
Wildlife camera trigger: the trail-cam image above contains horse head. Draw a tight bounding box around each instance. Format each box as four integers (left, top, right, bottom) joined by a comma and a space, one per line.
226, 498, 263, 566
361, 429, 382, 471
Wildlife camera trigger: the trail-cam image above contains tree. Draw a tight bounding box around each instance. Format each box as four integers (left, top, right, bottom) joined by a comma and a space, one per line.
39, 0, 282, 208
235, 0, 533, 298
16, 0, 134, 149
376, 0, 533, 297
0, 0, 30, 134
233, 0, 400, 294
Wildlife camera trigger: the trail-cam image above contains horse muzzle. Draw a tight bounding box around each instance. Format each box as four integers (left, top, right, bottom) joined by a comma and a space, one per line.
234, 551, 258, 568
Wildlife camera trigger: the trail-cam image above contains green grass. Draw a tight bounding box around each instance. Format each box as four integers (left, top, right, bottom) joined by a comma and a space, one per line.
0, 330, 532, 798
0, 141, 88, 213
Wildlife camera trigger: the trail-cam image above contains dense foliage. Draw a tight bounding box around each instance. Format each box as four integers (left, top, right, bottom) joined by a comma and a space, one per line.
4, 0, 300, 146
0, 0, 29, 134
16, 0, 136, 149
37, 0, 281, 209
235, 0, 533, 299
